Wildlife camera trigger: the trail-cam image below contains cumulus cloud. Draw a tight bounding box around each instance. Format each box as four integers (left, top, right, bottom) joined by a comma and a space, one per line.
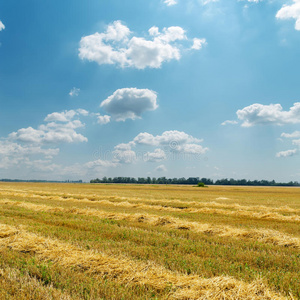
191, 38, 207, 50
155, 164, 167, 172
76, 109, 89, 116
133, 130, 208, 155
10, 110, 88, 144
276, 0, 300, 31
164, 0, 177, 6
0, 141, 59, 158
1, 108, 90, 174
278, 131, 300, 159
144, 148, 166, 162
44, 109, 88, 122
79, 21, 204, 69
111, 130, 207, 165
84, 159, 118, 169
221, 120, 238, 126
133, 130, 203, 147
10, 121, 87, 144
69, 87, 80, 97
276, 149, 298, 158
292, 139, 300, 146
0, 21, 4, 31
237, 102, 300, 127
24, 160, 61, 173
44, 110, 77, 122
177, 143, 208, 154
281, 131, 300, 138
112, 145, 137, 164
97, 114, 111, 125
0, 141, 59, 169
100, 88, 158, 121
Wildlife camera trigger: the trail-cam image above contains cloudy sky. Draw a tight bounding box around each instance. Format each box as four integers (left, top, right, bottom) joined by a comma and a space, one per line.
0, 0, 300, 181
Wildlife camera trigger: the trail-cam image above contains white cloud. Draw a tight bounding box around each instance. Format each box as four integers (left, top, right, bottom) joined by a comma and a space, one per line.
111, 143, 137, 164
44, 109, 88, 122
76, 109, 89, 116
276, 149, 298, 158
191, 38, 207, 50
112, 130, 208, 164
100, 88, 158, 121
133, 132, 158, 146
276, 0, 300, 31
97, 115, 111, 125
0, 141, 59, 157
1, 109, 89, 173
281, 131, 300, 138
69, 87, 80, 97
221, 120, 238, 126
133, 130, 203, 147
24, 160, 61, 173
237, 102, 300, 127
0, 21, 5, 31
10, 122, 87, 144
9, 127, 44, 144
144, 148, 166, 162
0, 141, 59, 169
278, 130, 300, 159
113, 149, 136, 164
292, 139, 300, 146
178, 143, 208, 154
164, 0, 177, 6
155, 164, 167, 172
84, 159, 118, 169
44, 110, 77, 122
10, 110, 88, 144
114, 143, 134, 151
79, 21, 204, 69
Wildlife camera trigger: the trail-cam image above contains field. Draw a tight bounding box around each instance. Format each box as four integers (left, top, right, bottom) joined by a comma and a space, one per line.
0, 182, 299, 299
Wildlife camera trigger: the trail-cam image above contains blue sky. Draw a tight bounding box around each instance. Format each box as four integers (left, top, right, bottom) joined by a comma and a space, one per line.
0, 0, 300, 181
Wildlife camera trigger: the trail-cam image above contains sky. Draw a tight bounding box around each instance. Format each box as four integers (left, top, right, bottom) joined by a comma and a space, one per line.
0, 0, 300, 182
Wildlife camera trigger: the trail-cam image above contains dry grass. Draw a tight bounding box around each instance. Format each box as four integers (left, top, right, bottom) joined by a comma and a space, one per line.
1, 199, 300, 249
0, 266, 71, 300
0, 224, 286, 300
1, 190, 300, 224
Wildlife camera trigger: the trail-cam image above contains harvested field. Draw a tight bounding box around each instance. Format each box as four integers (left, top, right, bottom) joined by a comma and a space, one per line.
0, 182, 299, 299
1, 199, 300, 249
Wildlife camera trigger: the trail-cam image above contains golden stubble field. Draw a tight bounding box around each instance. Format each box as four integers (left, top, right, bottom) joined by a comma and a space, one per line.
0, 182, 299, 299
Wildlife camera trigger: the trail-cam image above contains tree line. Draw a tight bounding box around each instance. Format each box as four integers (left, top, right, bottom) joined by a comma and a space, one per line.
90, 177, 300, 186
0, 179, 83, 183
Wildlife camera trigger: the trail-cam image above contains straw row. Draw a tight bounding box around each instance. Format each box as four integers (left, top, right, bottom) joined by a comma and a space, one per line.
2, 189, 300, 224
1, 199, 300, 249
1, 188, 299, 216
0, 223, 287, 299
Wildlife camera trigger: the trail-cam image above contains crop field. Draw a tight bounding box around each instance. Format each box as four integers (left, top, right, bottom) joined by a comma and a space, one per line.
0, 182, 299, 299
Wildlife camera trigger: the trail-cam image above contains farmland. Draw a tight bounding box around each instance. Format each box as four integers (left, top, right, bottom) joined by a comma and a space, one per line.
0, 182, 299, 299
